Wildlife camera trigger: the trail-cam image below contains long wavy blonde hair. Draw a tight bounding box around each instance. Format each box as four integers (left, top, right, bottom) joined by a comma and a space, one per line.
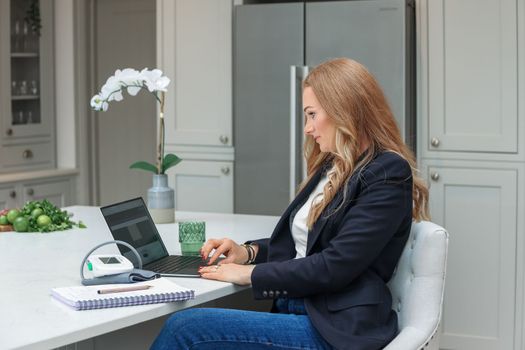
300, 58, 429, 228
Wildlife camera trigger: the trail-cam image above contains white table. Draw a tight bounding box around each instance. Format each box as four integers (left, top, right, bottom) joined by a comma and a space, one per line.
0, 206, 279, 350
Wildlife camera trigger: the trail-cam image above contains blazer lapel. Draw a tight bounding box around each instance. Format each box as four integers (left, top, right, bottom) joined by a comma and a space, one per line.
305, 176, 352, 255
306, 215, 329, 255
304, 150, 374, 255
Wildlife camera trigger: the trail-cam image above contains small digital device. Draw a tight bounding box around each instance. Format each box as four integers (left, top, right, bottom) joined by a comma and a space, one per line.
87, 254, 134, 277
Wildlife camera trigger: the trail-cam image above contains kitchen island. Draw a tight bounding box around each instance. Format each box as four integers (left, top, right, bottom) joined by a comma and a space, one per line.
0, 206, 279, 350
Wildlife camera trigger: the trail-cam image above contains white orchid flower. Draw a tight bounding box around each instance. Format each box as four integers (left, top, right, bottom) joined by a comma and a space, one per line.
114, 68, 142, 96
91, 67, 170, 109
90, 94, 109, 112
114, 68, 140, 85
90, 68, 179, 175
99, 76, 119, 102
140, 68, 170, 92
90, 94, 103, 110
126, 85, 142, 96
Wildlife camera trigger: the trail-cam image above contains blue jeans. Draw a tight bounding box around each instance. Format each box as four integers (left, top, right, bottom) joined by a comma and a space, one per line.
150, 298, 332, 349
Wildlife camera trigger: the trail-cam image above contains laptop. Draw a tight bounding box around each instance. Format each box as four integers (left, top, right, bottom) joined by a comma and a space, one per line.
100, 197, 212, 277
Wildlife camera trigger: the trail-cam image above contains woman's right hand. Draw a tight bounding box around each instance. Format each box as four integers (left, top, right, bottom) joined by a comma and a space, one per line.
200, 238, 248, 265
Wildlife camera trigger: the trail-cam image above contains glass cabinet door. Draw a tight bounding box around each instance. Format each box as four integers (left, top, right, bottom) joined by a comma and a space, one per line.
1, 0, 53, 140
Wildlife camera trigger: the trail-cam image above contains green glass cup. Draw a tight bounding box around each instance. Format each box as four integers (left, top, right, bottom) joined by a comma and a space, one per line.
178, 221, 206, 256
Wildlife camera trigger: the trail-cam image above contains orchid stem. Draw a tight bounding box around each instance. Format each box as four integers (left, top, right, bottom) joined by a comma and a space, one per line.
96, 81, 166, 175
157, 91, 165, 174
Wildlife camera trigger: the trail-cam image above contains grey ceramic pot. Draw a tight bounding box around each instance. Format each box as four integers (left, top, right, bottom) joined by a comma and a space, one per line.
147, 174, 175, 223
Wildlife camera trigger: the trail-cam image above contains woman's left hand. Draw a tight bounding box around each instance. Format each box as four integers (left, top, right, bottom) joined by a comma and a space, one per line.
199, 263, 255, 286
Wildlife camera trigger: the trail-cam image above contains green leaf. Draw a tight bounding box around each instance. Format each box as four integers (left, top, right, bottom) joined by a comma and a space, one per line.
162, 153, 182, 173
130, 161, 158, 173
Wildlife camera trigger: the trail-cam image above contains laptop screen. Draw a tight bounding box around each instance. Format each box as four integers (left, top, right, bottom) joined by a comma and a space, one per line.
100, 198, 169, 266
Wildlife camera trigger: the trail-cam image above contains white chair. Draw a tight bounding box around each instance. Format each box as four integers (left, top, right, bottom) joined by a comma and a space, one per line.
384, 221, 449, 350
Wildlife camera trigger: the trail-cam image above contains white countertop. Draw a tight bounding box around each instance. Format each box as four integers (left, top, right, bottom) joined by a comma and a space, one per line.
0, 206, 279, 350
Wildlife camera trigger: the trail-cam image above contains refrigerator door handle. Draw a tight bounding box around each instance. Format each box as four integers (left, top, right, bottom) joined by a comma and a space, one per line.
289, 65, 310, 201
300, 66, 309, 182
290, 66, 298, 201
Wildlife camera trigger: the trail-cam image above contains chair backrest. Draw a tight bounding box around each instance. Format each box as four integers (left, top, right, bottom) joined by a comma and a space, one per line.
384, 221, 449, 350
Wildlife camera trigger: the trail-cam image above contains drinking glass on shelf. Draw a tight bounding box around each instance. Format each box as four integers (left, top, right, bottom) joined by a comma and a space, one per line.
19, 80, 28, 95
30, 80, 38, 95
12, 20, 20, 52
27, 111, 33, 124
29, 24, 39, 52
18, 111, 24, 124
11, 81, 18, 96
22, 22, 29, 52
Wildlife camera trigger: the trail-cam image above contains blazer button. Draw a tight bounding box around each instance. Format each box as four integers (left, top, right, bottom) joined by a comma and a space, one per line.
268, 290, 274, 298
262, 291, 268, 298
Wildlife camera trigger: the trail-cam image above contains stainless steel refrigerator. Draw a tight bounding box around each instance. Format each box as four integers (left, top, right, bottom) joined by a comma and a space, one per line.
234, 0, 415, 215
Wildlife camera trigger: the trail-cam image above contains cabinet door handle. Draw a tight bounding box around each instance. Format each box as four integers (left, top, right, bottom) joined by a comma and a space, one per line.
430, 137, 440, 148
9, 191, 16, 198
219, 135, 229, 144
430, 172, 440, 182
22, 149, 33, 159
27, 188, 34, 196
221, 166, 230, 175
6, 128, 13, 136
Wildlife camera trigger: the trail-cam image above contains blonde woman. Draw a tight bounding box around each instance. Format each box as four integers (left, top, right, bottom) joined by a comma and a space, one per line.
151, 58, 429, 350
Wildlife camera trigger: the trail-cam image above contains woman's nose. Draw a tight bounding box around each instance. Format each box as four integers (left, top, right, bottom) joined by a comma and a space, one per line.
304, 120, 313, 134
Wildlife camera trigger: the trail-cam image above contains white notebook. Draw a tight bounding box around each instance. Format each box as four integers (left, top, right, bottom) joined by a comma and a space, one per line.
51, 278, 195, 311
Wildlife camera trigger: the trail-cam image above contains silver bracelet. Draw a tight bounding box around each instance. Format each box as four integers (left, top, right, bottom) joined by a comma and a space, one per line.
241, 244, 256, 265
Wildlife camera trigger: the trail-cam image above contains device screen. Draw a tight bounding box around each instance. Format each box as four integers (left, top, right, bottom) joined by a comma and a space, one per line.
101, 198, 168, 265
99, 257, 120, 264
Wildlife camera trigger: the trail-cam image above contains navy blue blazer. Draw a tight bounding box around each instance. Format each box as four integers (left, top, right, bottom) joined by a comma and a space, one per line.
250, 151, 413, 350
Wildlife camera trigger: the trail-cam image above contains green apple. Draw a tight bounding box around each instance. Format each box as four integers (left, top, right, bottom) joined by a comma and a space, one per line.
31, 208, 44, 219
37, 215, 52, 228
13, 216, 29, 232
6, 209, 20, 224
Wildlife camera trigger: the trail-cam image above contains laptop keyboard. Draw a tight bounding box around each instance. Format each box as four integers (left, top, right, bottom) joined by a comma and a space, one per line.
146, 255, 203, 273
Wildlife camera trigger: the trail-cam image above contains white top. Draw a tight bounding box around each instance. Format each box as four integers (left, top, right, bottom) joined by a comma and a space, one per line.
0, 206, 279, 350
291, 174, 329, 258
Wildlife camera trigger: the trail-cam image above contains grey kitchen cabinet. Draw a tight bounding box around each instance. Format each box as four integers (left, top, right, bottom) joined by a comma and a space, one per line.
0, 184, 17, 209
21, 178, 73, 208
423, 161, 519, 350
0, 0, 55, 173
159, 0, 232, 148
157, 0, 234, 213
0, 171, 77, 209
418, 0, 525, 349
420, 0, 520, 157
167, 159, 233, 214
